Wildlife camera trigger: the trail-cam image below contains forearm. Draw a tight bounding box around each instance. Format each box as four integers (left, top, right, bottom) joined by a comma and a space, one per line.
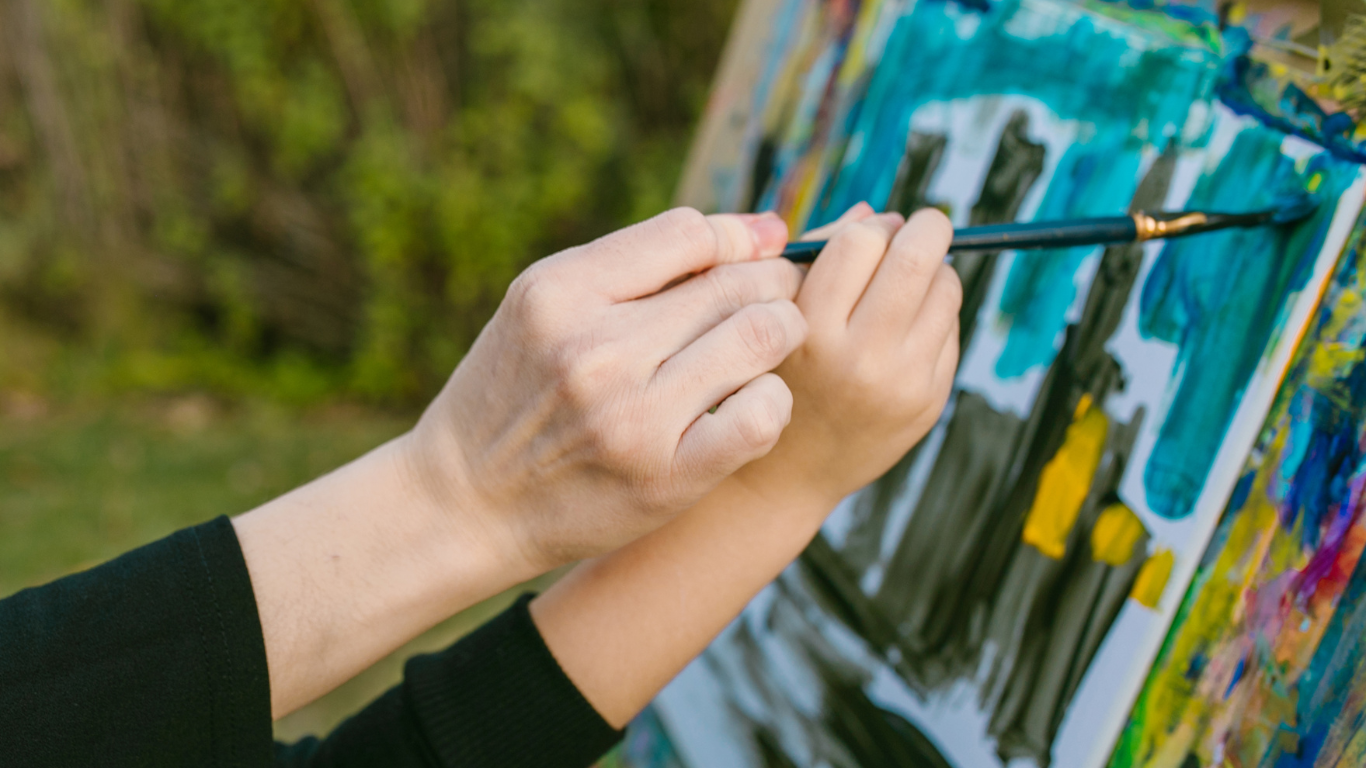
529, 470, 839, 728
233, 434, 536, 719
275, 594, 622, 768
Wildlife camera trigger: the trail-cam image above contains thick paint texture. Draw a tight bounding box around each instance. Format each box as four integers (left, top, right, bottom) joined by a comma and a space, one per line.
1093, 504, 1146, 567
1024, 400, 1111, 559
647, 1, 1366, 767
1139, 140, 1357, 520
1113, 218, 1366, 768
995, 139, 1141, 378
816, 0, 1218, 225
1130, 549, 1174, 609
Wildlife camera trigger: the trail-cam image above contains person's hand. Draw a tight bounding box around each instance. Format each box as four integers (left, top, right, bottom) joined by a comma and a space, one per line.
739, 203, 961, 508
405, 208, 808, 571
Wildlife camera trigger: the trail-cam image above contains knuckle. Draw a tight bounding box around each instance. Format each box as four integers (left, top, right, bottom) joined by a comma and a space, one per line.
836, 220, 892, 256
766, 259, 806, 300
554, 345, 609, 409
894, 229, 954, 283
507, 264, 560, 331
593, 423, 639, 466
736, 305, 790, 363
734, 395, 786, 452
508, 263, 549, 304
706, 267, 753, 314
555, 358, 591, 408
657, 207, 717, 263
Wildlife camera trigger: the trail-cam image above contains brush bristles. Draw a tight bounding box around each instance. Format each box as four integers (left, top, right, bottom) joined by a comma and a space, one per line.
1322, 15, 1366, 114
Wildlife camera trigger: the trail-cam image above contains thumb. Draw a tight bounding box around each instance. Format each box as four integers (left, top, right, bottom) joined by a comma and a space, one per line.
565, 208, 790, 303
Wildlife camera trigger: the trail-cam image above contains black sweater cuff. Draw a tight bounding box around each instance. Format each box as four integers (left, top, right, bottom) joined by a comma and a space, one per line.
404, 594, 624, 768
0, 515, 272, 767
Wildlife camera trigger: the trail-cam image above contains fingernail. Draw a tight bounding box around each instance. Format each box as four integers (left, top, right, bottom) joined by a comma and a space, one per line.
747, 213, 789, 257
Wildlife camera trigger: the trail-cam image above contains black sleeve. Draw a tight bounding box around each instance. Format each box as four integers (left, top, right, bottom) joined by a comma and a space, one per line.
1, 514, 623, 768
0, 515, 273, 768
276, 594, 625, 768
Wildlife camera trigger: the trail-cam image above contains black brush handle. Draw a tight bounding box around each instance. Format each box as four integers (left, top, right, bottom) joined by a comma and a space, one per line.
951, 216, 1137, 252
782, 215, 1138, 263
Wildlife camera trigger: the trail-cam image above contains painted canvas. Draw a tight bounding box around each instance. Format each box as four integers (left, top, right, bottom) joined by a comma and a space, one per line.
636, 0, 1366, 766
1111, 213, 1366, 768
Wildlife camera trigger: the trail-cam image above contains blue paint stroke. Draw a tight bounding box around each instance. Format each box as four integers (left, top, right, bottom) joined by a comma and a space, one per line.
994, 136, 1141, 378
1138, 134, 1357, 519
812, 0, 1221, 227
1250, 230, 1366, 767
1273, 387, 1363, 550
1224, 655, 1246, 699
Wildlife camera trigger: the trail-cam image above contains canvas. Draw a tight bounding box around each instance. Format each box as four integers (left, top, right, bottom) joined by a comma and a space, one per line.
637, 0, 1366, 766
1111, 213, 1366, 768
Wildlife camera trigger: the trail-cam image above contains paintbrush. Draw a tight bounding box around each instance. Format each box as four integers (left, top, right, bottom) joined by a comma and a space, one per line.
780, 198, 1319, 263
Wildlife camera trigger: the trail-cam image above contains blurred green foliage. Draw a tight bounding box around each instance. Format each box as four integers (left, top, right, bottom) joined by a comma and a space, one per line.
0, 0, 737, 405
0, 396, 408, 595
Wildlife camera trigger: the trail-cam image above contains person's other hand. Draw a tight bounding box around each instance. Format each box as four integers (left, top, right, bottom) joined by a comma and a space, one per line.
405, 208, 808, 571
740, 203, 961, 508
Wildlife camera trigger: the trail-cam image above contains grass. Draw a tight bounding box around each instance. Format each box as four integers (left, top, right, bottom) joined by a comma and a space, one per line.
0, 393, 560, 743
0, 396, 410, 595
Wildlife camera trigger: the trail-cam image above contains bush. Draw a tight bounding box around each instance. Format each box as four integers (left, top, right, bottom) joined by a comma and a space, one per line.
0, 0, 736, 404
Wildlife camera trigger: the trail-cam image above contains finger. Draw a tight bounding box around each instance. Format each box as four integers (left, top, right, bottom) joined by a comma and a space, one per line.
654, 300, 807, 418
904, 263, 964, 353
561, 207, 789, 303
931, 322, 961, 388
910, 335, 960, 440
630, 258, 806, 358
799, 202, 877, 242
799, 213, 903, 330
852, 208, 954, 339
673, 372, 793, 487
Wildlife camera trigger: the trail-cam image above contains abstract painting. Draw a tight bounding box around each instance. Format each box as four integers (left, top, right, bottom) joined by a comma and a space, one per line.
638, 0, 1366, 766
1112, 211, 1366, 768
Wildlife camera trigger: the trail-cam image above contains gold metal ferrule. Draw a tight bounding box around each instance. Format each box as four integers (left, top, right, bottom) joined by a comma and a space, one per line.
1132, 211, 1209, 241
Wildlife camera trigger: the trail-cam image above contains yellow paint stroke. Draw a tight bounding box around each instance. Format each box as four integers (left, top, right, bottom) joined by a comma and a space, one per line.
1022, 396, 1109, 560
1132, 549, 1175, 609
1117, 234, 1366, 768
1092, 503, 1147, 566
1310, 287, 1364, 371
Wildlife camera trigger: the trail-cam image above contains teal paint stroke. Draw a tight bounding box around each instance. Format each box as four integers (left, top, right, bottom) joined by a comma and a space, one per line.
994, 136, 1142, 378
1138, 128, 1358, 520
814, 0, 1221, 226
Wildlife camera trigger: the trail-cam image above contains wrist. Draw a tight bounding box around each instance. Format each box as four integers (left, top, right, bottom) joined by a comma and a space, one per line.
732, 438, 847, 523
730, 457, 844, 532
391, 429, 542, 586
234, 433, 541, 717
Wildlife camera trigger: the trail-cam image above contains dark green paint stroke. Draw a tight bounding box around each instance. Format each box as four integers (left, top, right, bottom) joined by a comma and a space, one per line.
1137, 129, 1356, 520
995, 136, 1142, 378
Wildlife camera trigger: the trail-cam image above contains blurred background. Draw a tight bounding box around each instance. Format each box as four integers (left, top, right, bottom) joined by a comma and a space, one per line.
0, 0, 736, 747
